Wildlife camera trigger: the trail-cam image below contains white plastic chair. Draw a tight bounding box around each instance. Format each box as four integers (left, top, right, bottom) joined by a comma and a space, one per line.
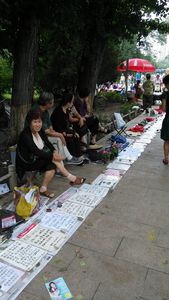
112, 112, 128, 137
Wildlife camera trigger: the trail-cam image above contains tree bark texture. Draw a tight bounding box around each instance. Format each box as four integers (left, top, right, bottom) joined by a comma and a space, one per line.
77, 35, 106, 108
10, 12, 40, 141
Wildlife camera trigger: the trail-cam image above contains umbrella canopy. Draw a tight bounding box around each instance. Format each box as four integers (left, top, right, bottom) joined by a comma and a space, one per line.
117, 58, 155, 73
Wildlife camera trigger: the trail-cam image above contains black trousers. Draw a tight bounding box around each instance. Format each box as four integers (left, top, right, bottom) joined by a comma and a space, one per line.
65, 135, 82, 158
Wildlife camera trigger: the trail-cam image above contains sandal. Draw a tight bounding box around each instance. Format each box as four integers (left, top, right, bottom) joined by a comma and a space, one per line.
162, 159, 168, 165
70, 177, 86, 186
40, 190, 55, 198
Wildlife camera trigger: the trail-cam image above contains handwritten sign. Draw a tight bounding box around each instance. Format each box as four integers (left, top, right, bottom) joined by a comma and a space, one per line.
79, 183, 109, 199
40, 211, 80, 234
18, 224, 67, 254
58, 201, 93, 219
92, 174, 119, 189
106, 161, 130, 171
0, 261, 24, 293
0, 240, 46, 271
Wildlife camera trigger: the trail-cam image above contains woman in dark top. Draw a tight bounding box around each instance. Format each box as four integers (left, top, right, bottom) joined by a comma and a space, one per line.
16, 110, 85, 197
161, 75, 169, 164
51, 93, 82, 158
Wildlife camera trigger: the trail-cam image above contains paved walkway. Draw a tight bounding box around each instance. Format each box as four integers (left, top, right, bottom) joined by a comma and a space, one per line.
10, 113, 169, 300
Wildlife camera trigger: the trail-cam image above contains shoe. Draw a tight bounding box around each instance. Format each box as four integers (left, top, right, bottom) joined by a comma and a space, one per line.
65, 157, 84, 165
70, 177, 86, 186
162, 159, 168, 165
40, 190, 55, 198
82, 157, 90, 164
55, 172, 63, 177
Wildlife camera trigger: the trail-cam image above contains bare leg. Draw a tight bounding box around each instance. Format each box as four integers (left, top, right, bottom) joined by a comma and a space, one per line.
163, 140, 169, 161
91, 134, 96, 144
41, 169, 55, 188
53, 160, 76, 182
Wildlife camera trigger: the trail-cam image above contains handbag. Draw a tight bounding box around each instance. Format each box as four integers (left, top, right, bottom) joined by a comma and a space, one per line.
14, 185, 40, 219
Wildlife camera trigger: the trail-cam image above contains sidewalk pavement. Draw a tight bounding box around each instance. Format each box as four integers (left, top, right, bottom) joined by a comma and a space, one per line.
8, 112, 169, 300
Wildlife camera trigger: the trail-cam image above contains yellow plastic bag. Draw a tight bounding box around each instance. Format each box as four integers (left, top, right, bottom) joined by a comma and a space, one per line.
14, 185, 40, 219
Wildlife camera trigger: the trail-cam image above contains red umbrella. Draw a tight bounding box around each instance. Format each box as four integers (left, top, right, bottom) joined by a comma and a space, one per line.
117, 58, 155, 73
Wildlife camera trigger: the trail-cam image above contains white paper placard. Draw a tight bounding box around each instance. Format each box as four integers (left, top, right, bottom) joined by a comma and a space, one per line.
17, 224, 67, 254
68, 192, 102, 207
104, 169, 125, 176
0, 261, 24, 293
57, 201, 93, 219
92, 174, 120, 189
106, 161, 131, 171
48, 187, 78, 211
40, 211, 80, 234
78, 183, 109, 199
116, 157, 136, 164
0, 183, 10, 195
0, 241, 46, 271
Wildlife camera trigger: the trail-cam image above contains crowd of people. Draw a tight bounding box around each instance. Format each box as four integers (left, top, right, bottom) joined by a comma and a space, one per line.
16, 88, 109, 197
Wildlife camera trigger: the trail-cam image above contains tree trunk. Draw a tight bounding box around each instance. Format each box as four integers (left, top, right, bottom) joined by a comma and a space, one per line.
10, 12, 40, 142
77, 36, 106, 109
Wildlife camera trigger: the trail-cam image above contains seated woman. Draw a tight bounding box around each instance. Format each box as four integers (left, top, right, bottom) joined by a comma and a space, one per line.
51, 93, 83, 158
74, 87, 109, 145
16, 110, 85, 197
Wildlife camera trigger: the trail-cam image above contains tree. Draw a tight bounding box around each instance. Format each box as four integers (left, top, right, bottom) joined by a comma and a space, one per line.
76, 0, 168, 105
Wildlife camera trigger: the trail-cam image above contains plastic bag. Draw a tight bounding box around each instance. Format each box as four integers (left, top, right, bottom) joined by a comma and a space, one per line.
14, 185, 40, 218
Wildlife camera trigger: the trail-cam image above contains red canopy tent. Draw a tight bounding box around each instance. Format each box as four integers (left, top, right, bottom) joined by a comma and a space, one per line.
117, 58, 155, 73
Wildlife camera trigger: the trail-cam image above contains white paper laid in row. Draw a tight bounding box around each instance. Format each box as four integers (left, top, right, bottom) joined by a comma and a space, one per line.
0, 261, 24, 294
92, 174, 120, 189
40, 211, 81, 234
56, 201, 93, 219
107, 161, 131, 171
78, 183, 109, 199
16, 223, 67, 255
68, 190, 108, 207
0, 240, 47, 271
104, 168, 125, 177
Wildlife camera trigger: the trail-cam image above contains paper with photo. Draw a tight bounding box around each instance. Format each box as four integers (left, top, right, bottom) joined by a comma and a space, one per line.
17, 224, 67, 254
107, 161, 131, 171
0, 261, 24, 293
92, 174, 120, 189
0, 240, 46, 271
57, 201, 93, 219
45, 277, 73, 300
40, 211, 80, 234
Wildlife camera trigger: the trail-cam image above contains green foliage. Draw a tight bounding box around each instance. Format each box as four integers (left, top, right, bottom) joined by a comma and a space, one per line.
99, 91, 123, 103
0, 55, 12, 92
120, 102, 135, 115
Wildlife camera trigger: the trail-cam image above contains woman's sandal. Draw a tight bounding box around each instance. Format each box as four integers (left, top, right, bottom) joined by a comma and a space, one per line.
162, 159, 168, 165
40, 190, 55, 198
70, 177, 86, 186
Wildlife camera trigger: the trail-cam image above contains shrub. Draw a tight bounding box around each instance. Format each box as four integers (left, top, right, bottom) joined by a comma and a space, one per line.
120, 103, 135, 115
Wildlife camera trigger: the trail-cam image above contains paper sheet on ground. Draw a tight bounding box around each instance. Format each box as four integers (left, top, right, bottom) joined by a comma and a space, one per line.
68, 188, 108, 207
40, 211, 80, 234
0, 183, 10, 195
17, 224, 67, 254
45, 277, 73, 300
48, 188, 77, 211
78, 183, 109, 198
57, 201, 93, 219
106, 161, 131, 171
0, 261, 24, 293
92, 174, 120, 189
0, 240, 46, 271
104, 169, 125, 176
